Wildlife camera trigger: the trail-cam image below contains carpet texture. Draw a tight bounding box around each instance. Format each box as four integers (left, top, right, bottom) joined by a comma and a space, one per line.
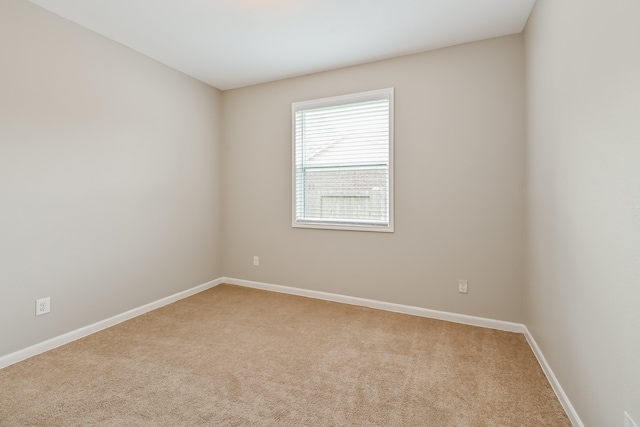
0, 284, 571, 426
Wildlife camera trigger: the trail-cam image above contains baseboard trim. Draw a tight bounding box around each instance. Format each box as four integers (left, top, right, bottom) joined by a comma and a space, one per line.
0, 278, 224, 370
523, 327, 584, 427
222, 277, 525, 333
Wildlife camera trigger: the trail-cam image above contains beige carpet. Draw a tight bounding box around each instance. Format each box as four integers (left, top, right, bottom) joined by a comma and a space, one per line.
0, 284, 570, 426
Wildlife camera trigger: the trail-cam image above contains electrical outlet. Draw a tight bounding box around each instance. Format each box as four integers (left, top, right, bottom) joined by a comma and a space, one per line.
36, 297, 50, 316
625, 412, 638, 427
458, 280, 468, 294
253, 256, 259, 267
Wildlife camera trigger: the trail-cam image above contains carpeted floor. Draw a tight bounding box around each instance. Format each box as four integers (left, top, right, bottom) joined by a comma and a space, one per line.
0, 284, 571, 426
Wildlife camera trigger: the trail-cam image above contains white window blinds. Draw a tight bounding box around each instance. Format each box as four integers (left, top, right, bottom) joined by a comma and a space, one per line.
292, 88, 394, 232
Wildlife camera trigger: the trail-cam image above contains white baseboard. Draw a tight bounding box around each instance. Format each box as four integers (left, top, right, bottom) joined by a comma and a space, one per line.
523, 327, 584, 427
0, 278, 224, 370
222, 277, 526, 333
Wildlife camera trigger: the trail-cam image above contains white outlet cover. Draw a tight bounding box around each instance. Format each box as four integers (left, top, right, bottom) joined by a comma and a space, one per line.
36, 297, 51, 316
458, 280, 468, 294
625, 412, 638, 427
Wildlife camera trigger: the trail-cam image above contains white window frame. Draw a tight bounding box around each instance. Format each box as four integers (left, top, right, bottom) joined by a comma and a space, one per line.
291, 88, 394, 233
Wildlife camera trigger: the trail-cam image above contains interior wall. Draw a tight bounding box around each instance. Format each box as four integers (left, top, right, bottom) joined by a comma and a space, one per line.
0, 0, 223, 357
222, 35, 526, 322
524, 0, 640, 425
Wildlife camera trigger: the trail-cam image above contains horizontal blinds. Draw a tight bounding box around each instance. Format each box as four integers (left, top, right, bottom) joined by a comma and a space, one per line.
293, 90, 391, 228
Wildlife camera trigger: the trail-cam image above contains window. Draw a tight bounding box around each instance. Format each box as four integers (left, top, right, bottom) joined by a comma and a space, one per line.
292, 88, 394, 232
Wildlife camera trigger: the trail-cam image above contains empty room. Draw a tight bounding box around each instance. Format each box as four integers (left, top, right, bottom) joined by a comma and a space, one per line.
1, 0, 638, 425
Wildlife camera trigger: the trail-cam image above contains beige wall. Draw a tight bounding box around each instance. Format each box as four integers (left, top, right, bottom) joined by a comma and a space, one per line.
222, 35, 525, 322
524, 0, 640, 425
0, 0, 223, 357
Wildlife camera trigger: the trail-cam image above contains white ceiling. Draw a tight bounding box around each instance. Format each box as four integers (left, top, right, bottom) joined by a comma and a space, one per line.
28, 0, 536, 90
